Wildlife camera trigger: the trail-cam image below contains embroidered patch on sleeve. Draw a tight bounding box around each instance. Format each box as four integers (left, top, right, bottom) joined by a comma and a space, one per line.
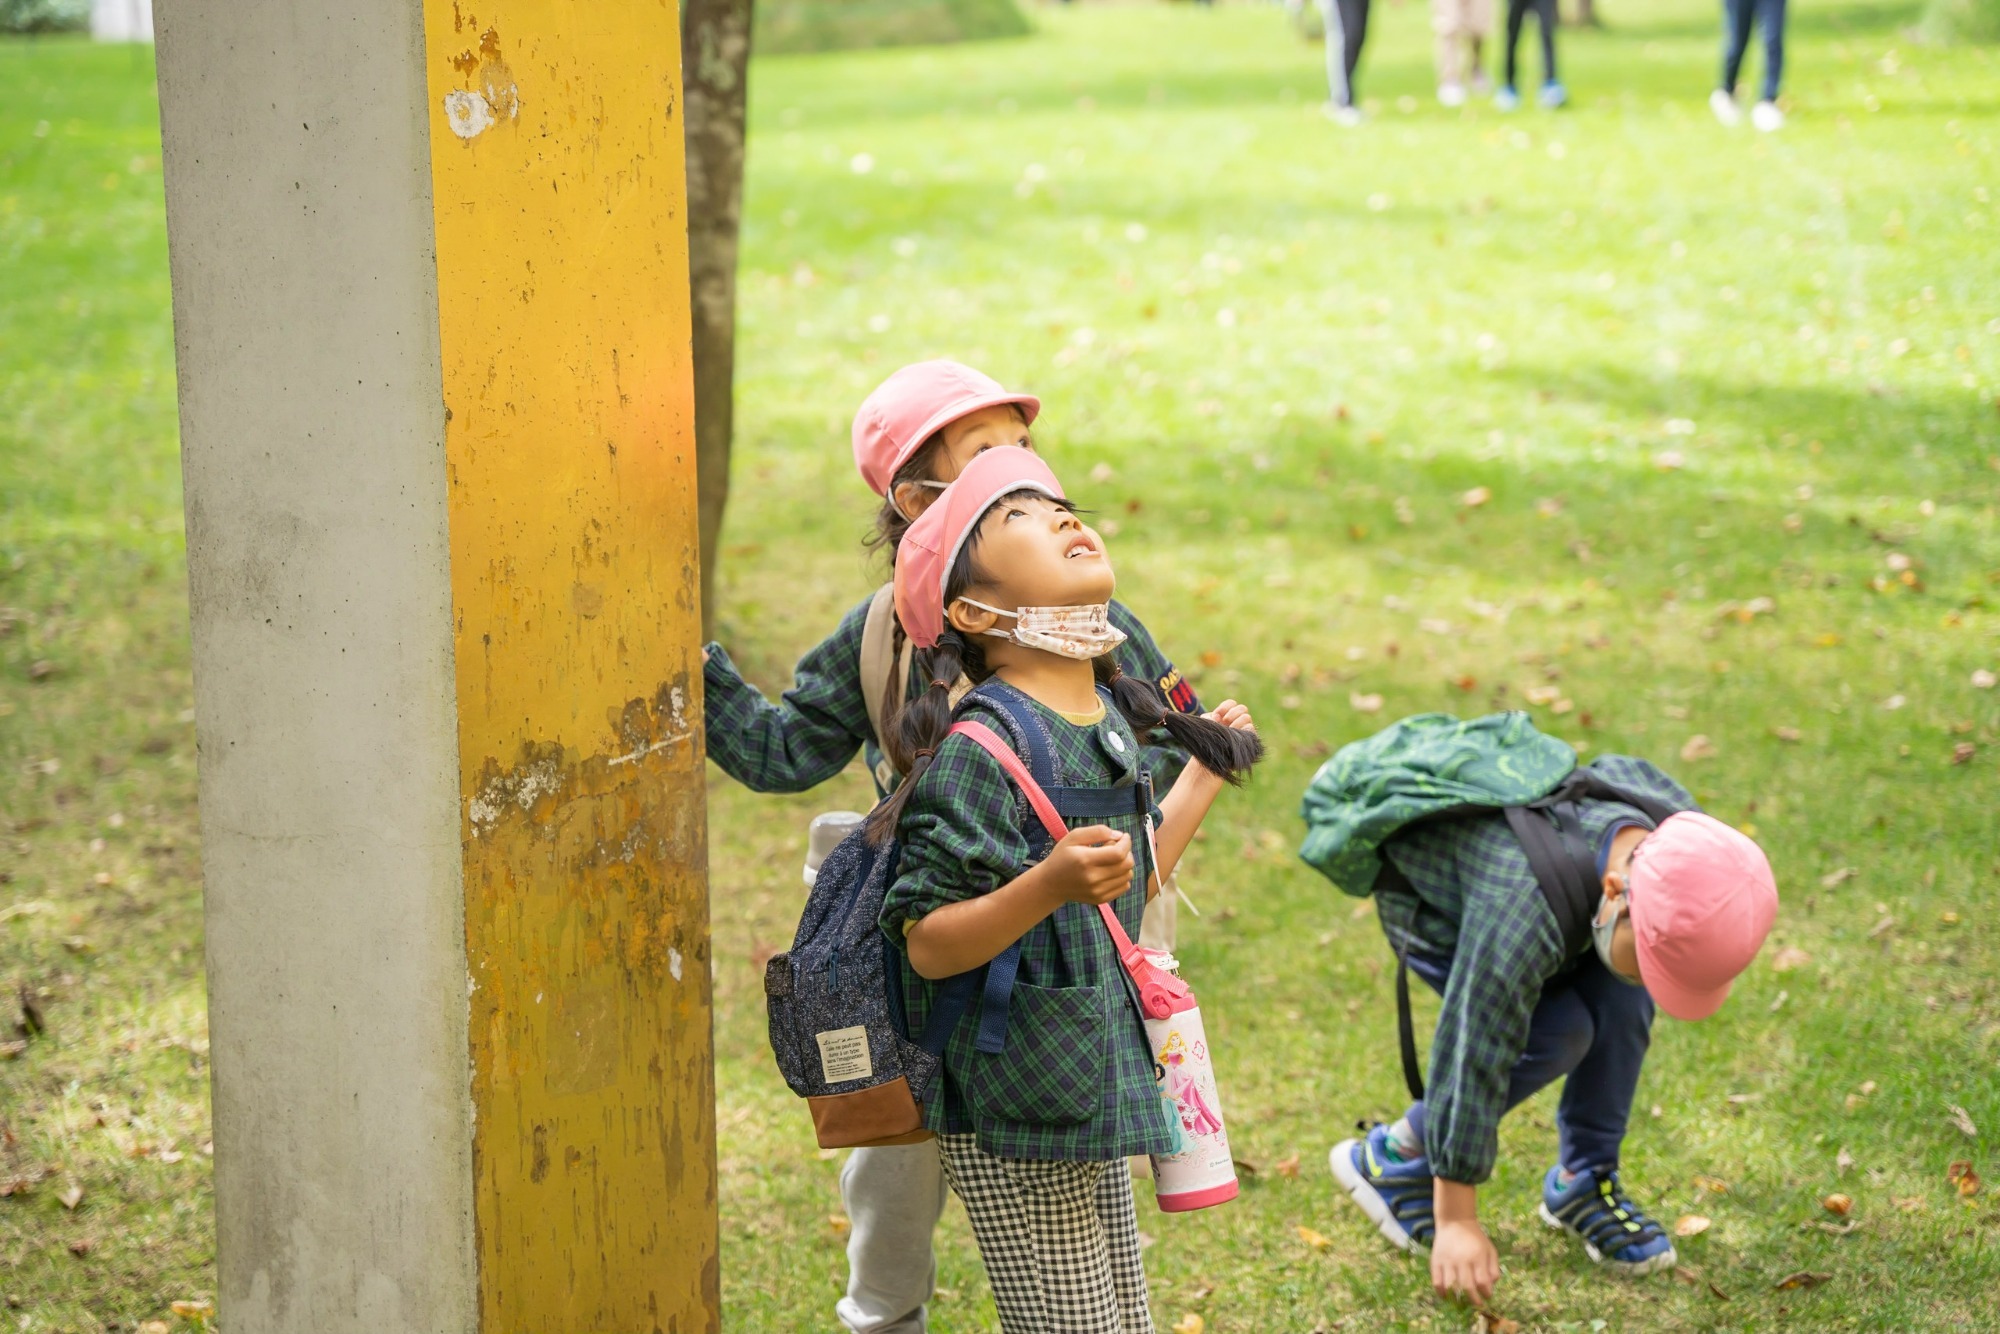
1159, 667, 1199, 714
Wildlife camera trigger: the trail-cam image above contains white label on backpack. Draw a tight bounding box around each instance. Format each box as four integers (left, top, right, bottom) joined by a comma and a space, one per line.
816, 1026, 874, 1085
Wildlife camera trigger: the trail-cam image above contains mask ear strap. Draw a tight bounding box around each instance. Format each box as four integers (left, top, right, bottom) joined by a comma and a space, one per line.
957, 597, 1017, 621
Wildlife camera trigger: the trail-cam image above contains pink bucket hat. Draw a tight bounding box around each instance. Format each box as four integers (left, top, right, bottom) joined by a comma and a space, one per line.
894, 446, 1065, 648
852, 360, 1041, 497
1628, 811, 1778, 1021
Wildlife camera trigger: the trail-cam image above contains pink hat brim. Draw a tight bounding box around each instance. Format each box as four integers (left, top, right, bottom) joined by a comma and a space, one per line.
893, 447, 1065, 648
1634, 927, 1731, 1022
875, 391, 1041, 497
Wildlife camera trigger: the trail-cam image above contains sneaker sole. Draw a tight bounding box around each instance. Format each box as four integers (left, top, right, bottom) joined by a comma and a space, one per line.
1536, 1202, 1678, 1276
1329, 1141, 1429, 1254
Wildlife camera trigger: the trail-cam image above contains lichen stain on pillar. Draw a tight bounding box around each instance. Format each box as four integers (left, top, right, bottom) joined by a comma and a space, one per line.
420, 0, 714, 1327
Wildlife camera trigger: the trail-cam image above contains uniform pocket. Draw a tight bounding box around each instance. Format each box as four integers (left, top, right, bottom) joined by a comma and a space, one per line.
965, 983, 1106, 1125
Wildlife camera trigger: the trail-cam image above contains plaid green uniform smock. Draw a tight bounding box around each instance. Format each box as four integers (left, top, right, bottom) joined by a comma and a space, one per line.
881, 694, 1180, 1163
702, 594, 1196, 797
1375, 755, 1696, 1185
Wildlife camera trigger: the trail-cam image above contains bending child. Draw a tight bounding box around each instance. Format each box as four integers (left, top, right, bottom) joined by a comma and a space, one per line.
876, 447, 1261, 1333
1322, 752, 1775, 1302
701, 360, 1205, 1334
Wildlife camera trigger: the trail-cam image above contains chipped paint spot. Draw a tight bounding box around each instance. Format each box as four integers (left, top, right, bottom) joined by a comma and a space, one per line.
669, 948, 683, 982
444, 89, 496, 139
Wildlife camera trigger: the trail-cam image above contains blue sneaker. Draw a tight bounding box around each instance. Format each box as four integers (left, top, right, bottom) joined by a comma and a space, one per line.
1329, 1125, 1436, 1252
1539, 80, 1569, 109
1494, 85, 1521, 112
1538, 1166, 1678, 1275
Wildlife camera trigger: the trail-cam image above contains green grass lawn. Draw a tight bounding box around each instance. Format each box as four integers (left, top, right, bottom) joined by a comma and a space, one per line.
5, 1, 1999, 1329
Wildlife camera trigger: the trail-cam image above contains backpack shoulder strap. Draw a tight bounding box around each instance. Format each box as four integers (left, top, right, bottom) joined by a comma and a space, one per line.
859, 584, 900, 757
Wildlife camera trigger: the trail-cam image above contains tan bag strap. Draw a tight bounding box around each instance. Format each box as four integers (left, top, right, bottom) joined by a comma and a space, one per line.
858, 584, 903, 759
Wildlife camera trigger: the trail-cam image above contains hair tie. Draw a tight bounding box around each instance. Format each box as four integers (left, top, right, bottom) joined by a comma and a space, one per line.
930, 679, 952, 691
913, 747, 936, 762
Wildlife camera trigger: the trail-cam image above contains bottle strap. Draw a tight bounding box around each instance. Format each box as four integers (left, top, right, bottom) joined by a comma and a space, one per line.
949, 719, 1192, 1020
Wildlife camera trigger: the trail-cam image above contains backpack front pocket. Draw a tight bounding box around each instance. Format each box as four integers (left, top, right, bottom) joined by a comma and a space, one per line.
964, 983, 1106, 1125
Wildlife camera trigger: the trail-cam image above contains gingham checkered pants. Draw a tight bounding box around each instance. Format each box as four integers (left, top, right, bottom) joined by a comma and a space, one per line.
936, 1134, 1154, 1334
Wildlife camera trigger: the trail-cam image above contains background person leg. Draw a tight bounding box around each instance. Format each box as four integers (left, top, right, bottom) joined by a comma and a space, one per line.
837, 1144, 949, 1334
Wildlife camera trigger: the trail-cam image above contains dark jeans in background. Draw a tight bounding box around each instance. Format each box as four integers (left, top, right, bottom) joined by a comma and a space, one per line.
1321, 0, 1373, 108
1501, 0, 1558, 89
1402, 949, 1655, 1177
1721, 0, 1787, 102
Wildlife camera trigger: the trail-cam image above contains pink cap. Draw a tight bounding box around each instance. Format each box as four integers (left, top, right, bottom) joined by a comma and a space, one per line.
1628, 811, 1778, 1021
894, 446, 1064, 648
852, 360, 1041, 497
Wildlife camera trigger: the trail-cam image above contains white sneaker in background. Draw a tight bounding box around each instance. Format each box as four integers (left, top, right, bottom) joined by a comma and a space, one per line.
1710, 88, 1742, 126
1752, 100, 1785, 131
1438, 82, 1467, 108
1324, 102, 1365, 127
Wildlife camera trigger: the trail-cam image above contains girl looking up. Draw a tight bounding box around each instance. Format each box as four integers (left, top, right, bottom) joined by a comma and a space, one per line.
701, 361, 1204, 1334
877, 447, 1261, 1333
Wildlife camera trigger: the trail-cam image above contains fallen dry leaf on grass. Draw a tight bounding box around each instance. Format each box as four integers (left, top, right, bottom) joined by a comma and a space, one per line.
68, 1238, 93, 1257
1952, 742, 1977, 765
1693, 1175, 1731, 1194
57, 1183, 83, 1211
1274, 1152, 1301, 1180
1972, 668, 1997, 690
1469, 1311, 1520, 1334
1171, 1314, 1205, 1334
170, 1300, 215, 1320
1948, 1162, 1981, 1197
1774, 1270, 1833, 1291
138, 1323, 171, 1334
1773, 726, 1803, 742
1349, 693, 1384, 713
1804, 1220, 1860, 1236
1837, 1147, 1855, 1176
1461, 487, 1492, 508
828, 1214, 851, 1235
1674, 1214, 1712, 1237
1297, 1225, 1334, 1250
1770, 946, 1812, 973
1822, 1194, 1853, 1216
1679, 734, 1718, 762
1948, 1105, 1979, 1137
1820, 867, 1857, 888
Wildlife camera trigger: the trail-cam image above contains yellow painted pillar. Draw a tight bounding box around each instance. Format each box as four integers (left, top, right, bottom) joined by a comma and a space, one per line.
155, 1, 716, 1329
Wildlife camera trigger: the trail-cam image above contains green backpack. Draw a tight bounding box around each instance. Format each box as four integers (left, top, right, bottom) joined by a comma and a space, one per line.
1298, 711, 1694, 1098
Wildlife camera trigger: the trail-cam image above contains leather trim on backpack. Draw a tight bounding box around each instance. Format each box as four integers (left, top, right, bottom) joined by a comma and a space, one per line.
808, 1075, 933, 1149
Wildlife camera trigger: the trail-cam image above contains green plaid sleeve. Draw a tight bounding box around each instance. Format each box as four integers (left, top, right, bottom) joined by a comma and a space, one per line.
880, 729, 1031, 937
702, 594, 873, 794
1108, 599, 1198, 790
1386, 820, 1566, 1185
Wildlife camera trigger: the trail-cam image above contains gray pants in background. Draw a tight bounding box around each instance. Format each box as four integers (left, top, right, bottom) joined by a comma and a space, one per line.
834, 880, 1181, 1332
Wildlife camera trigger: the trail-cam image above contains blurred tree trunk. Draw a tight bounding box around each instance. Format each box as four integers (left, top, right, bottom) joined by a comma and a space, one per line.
683, 0, 753, 641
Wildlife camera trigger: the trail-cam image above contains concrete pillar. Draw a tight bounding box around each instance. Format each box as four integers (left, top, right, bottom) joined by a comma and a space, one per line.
153, 3, 716, 1331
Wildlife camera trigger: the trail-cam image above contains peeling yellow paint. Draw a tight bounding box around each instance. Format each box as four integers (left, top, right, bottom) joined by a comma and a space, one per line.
420, 2, 713, 1328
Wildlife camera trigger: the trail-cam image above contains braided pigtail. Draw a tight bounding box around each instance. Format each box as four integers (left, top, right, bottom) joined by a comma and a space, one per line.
866, 630, 968, 843
1096, 656, 1264, 786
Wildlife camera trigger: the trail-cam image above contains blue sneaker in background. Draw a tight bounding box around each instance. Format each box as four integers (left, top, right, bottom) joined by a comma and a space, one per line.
1538, 1165, 1677, 1275
1329, 1125, 1437, 1252
1539, 80, 1569, 109
1494, 85, 1522, 111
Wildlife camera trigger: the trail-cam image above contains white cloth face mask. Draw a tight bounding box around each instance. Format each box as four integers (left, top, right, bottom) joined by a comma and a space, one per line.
959, 598, 1129, 661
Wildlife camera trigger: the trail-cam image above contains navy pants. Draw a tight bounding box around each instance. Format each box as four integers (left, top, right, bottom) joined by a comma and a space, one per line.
1402, 950, 1654, 1176
1720, 0, 1786, 103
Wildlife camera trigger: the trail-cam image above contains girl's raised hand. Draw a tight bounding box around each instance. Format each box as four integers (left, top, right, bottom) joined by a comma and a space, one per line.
1042, 826, 1135, 905
1204, 699, 1257, 734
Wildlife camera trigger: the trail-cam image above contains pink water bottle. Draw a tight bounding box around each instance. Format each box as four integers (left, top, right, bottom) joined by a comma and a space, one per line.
1136, 949, 1238, 1211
